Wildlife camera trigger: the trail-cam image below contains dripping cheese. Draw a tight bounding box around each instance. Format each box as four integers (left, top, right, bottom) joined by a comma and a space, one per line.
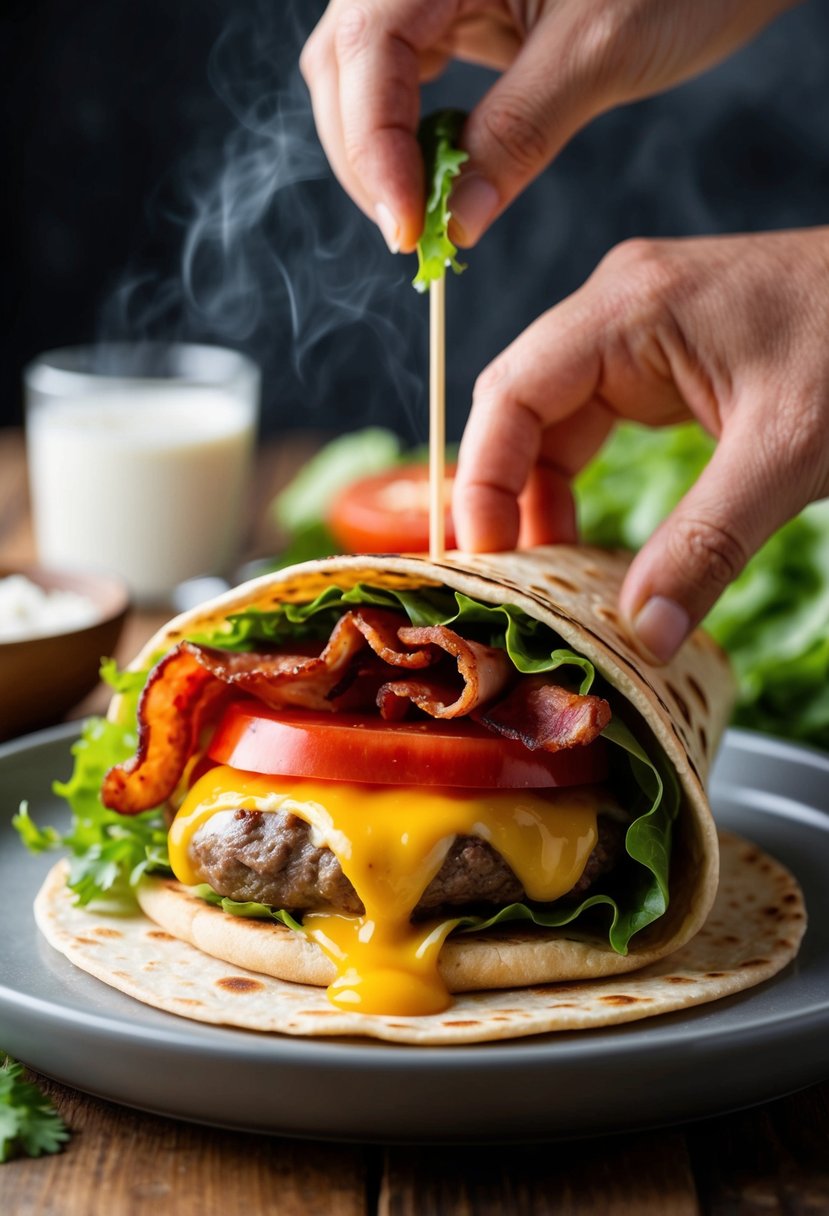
170, 766, 601, 1016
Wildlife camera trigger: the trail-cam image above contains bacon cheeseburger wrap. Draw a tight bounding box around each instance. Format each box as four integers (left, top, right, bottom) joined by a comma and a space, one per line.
33, 547, 806, 1043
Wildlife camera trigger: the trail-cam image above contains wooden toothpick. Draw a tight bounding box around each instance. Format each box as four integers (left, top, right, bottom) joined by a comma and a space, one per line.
429, 273, 446, 561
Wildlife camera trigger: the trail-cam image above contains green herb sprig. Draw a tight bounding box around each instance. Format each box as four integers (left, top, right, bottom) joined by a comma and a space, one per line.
0, 1055, 69, 1163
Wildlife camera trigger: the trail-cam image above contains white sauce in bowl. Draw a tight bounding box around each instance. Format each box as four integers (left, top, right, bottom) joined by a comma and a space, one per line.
0, 575, 99, 643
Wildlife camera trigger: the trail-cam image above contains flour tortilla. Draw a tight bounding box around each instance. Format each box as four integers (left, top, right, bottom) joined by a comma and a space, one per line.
35, 831, 806, 1044
104, 545, 732, 987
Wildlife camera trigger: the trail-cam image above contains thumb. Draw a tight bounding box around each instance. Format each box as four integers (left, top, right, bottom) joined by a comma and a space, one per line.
450, 13, 602, 245
618, 412, 811, 664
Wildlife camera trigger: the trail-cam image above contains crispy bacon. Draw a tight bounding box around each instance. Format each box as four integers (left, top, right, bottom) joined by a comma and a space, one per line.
177, 642, 336, 712
187, 609, 437, 713
102, 610, 436, 814
475, 676, 611, 752
377, 628, 512, 719
327, 608, 436, 670
101, 647, 220, 815
101, 609, 607, 816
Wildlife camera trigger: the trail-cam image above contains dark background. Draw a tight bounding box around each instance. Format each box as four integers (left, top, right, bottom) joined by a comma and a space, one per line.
3, 0, 829, 443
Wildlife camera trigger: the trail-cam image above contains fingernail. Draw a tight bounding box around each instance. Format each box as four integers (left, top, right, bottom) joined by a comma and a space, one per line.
375, 202, 400, 253
450, 174, 499, 245
632, 596, 690, 664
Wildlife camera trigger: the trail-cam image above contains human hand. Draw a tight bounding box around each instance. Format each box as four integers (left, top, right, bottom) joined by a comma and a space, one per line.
452, 228, 829, 662
300, 0, 794, 252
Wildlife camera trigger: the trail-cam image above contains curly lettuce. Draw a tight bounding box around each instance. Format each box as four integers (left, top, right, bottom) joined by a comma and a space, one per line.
13, 664, 169, 906
413, 109, 468, 291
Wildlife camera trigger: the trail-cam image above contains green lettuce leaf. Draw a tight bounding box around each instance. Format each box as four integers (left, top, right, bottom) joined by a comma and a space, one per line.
415, 716, 677, 954
413, 109, 468, 292
14, 667, 170, 905
458, 716, 679, 953
190, 885, 304, 933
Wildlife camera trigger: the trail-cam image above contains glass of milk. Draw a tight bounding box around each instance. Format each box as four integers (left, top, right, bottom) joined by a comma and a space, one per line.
25, 343, 260, 604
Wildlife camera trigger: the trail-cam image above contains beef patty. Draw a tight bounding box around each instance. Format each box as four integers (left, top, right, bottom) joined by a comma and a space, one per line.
188, 804, 626, 916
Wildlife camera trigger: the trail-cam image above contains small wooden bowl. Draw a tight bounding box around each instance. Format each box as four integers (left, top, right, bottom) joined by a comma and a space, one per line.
0, 566, 129, 740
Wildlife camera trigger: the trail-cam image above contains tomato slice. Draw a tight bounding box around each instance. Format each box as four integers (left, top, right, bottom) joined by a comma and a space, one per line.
327, 464, 456, 553
208, 703, 608, 789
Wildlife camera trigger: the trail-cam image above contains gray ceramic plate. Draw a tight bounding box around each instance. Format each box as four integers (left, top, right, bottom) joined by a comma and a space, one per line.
1, 723, 828, 1142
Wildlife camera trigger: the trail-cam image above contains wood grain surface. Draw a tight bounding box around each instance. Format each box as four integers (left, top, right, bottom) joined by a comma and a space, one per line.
0, 426, 827, 1216
3, 1071, 828, 1216
2, 1074, 369, 1216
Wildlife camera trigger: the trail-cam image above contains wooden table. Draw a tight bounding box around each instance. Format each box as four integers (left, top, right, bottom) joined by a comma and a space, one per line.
1, 427, 827, 1215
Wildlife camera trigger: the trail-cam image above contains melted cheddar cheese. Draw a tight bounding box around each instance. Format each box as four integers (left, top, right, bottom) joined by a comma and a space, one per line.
170, 766, 601, 1016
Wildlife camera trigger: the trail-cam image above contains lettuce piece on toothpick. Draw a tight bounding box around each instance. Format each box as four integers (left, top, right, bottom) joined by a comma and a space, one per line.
413, 110, 469, 291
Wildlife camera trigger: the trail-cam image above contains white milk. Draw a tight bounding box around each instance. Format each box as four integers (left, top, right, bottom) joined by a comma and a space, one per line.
27, 386, 256, 603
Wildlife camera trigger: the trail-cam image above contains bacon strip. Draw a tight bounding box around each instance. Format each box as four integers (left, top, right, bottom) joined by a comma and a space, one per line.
101, 647, 219, 814
102, 610, 606, 817
376, 628, 512, 719
327, 608, 436, 670
103, 610, 437, 813
188, 609, 437, 713
475, 676, 611, 752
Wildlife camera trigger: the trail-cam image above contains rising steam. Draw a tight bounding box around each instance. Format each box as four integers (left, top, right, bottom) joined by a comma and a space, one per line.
96, 0, 423, 433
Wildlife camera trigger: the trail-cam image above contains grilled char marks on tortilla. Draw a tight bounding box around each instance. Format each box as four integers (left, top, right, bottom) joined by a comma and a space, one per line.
102, 608, 610, 816
189, 808, 626, 915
